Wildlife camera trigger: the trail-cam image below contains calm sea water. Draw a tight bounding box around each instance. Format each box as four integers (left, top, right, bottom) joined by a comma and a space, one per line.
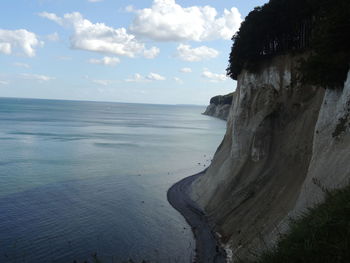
0, 98, 226, 263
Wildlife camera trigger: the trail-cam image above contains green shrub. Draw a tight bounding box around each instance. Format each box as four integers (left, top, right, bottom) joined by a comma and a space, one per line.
255, 183, 350, 263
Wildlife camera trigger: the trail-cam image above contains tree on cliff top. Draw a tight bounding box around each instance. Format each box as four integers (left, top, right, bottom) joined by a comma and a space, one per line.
227, 0, 350, 88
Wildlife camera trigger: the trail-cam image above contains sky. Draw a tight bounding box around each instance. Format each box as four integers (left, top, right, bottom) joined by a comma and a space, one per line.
0, 0, 268, 105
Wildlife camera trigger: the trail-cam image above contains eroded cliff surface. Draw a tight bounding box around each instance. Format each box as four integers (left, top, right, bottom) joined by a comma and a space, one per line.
294, 70, 350, 212
191, 55, 350, 261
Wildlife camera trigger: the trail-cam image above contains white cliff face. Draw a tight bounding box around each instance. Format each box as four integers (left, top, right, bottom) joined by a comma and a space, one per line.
203, 93, 236, 121
293, 71, 350, 212
203, 103, 232, 121
191, 55, 332, 260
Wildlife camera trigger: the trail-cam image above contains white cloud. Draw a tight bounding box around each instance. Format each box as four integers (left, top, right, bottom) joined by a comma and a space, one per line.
0, 80, 9, 85
89, 56, 120, 66
180, 67, 192, 73
143, 46, 160, 59
88, 0, 103, 2
0, 29, 42, 57
13, 62, 30, 68
38, 12, 63, 25
125, 72, 165, 82
147, 72, 166, 81
174, 77, 183, 84
201, 69, 228, 82
20, 73, 55, 82
129, 0, 242, 42
47, 32, 59, 42
177, 44, 219, 62
39, 12, 159, 58
0, 43, 11, 54
125, 73, 146, 83
92, 79, 110, 86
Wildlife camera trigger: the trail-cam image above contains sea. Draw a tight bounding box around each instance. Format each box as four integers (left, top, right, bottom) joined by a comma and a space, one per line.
0, 97, 226, 263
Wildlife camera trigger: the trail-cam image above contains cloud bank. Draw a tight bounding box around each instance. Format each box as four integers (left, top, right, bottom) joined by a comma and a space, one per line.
39, 12, 159, 58
130, 0, 242, 42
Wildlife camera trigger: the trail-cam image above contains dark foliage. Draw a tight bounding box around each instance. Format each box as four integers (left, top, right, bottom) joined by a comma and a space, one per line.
255, 183, 350, 263
227, 0, 350, 88
210, 93, 234, 105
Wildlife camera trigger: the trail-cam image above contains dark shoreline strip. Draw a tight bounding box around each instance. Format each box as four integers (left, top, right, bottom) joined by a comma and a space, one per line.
167, 171, 227, 263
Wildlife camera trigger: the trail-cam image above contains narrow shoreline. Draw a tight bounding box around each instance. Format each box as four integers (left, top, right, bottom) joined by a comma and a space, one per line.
167, 170, 227, 263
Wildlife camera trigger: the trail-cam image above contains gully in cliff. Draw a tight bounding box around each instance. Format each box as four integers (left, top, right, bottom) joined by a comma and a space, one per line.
167, 171, 227, 263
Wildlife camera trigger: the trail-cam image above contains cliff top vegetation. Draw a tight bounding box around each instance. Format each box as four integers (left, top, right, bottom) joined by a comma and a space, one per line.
209, 93, 234, 106
227, 0, 350, 88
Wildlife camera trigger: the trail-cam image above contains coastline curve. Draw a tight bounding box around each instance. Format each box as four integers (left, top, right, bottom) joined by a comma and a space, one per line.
167, 171, 227, 263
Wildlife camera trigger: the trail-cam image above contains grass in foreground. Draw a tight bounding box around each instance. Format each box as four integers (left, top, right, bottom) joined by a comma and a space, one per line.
255, 183, 350, 263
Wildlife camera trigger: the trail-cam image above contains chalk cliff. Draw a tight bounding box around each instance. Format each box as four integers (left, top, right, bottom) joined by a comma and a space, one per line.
203, 93, 235, 121
191, 54, 350, 261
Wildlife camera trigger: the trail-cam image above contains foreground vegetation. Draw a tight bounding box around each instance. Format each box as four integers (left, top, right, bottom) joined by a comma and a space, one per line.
254, 183, 350, 263
227, 0, 350, 88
